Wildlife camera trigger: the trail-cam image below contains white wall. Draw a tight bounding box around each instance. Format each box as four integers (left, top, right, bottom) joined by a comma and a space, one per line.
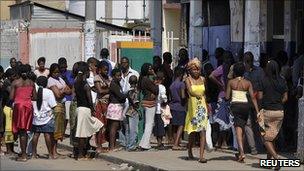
68, 0, 149, 26
29, 32, 83, 70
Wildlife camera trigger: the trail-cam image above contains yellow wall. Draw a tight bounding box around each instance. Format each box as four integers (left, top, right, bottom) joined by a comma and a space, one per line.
163, 9, 181, 57
0, 1, 16, 20
0, 0, 66, 20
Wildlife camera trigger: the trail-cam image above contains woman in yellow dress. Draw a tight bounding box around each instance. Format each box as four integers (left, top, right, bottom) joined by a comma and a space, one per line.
184, 58, 209, 163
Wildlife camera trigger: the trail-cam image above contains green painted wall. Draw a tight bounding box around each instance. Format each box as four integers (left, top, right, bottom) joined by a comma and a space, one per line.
120, 48, 153, 72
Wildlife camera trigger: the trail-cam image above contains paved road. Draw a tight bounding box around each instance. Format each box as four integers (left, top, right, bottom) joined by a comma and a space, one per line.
0, 138, 132, 171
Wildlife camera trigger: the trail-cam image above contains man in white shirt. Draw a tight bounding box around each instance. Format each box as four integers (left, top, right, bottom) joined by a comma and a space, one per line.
5, 58, 17, 72
118, 57, 139, 150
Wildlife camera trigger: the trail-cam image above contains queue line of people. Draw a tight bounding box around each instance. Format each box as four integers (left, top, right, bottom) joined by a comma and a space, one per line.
0, 47, 303, 170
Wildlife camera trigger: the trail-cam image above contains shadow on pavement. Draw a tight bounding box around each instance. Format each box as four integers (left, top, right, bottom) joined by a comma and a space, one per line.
207, 156, 236, 161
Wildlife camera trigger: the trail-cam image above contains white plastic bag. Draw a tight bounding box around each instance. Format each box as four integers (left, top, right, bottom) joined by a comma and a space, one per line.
206, 119, 214, 152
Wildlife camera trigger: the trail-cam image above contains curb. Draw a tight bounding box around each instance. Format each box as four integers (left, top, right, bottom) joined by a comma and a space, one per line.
57, 143, 165, 171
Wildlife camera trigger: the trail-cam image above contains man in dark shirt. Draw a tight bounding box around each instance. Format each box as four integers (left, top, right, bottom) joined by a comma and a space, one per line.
161, 52, 173, 100
243, 52, 265, 155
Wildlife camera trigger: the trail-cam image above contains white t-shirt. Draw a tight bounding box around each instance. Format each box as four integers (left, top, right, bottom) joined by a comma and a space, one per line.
34, 69, 49, 77
87, 71, 97, 104
32, 88, 57, 125
156, 84, 167, 114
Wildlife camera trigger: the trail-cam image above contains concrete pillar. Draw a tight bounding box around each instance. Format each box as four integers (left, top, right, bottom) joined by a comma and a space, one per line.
150, 0, 162, 57
229, 0, 244, 59
284, 0, 296, 57
244, 0, 267, 65
84, 0, 96, 60
189, 0, 203, 59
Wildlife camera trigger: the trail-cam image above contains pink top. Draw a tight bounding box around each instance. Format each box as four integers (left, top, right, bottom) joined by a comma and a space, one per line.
211, 65, 225, 99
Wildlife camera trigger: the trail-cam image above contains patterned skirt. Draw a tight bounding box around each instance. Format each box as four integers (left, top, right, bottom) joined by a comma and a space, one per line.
213, 98, 234, 131
262, 110, 284, 141
53, 103, 65, 141
106, 103, 124, 121
69, 100, 78, 146
95, 100, 108, 144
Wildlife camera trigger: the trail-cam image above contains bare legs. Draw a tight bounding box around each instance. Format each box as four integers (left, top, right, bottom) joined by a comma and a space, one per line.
187, 131, 207, 163
16, 130, 28, 161
264, 141, 279, 159
172, 125, 184, 149
32, 132, 54, 159
108, 120, 120, 150
78, 138, 87, 159
235, 126, 245, 162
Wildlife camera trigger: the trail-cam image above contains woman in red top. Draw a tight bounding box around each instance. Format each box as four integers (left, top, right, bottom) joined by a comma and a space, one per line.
10, 64, 37, 162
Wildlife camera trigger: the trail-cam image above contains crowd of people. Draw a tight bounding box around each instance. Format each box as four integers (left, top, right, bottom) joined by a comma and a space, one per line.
0, 46, 303, 168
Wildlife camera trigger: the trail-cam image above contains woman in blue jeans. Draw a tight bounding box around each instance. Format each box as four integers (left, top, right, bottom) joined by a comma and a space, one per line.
138, 63, 159, 150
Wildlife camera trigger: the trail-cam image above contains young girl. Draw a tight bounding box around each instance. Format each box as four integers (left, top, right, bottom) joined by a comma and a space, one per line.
106, 68, 128, 151
153, 72, 168, 150
31, 76, 57, 159
74, 62, 103, 160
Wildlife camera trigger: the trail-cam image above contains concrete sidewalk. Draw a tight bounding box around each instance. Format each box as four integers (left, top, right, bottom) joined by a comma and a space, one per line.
58, 137, 303, 171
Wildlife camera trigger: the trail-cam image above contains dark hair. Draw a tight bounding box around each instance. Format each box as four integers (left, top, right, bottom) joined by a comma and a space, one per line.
97, 60, 109, 68
138, 63, 152, 89
72, 62, 80, 79
19, 64, 31, 80
233, 62, 245, 77
223, 51, 235, 85
202, 49, 209, 62
215, 47, 225, 66
275, 50, 288, 69
77, 62, 90, 76
260, 53, 269, 69
111, 68, 121, 76
121, 57, 129, 63
243, 51, 254, 64
203, 63, 214, 77
49, 63, 60, 78
37, 57, 46, 64
129, 75, 138, 85
4, 68, 14, 78
153, 56, 161, 62
163, 52, 172, 63
87, 57, 98, 65
178, 48, 189, 66
154, 71, 164, 80
10, 58, 16, 63
36, 76, 48, 111
265, 60, 280, 80
100, 48, 109, 58
28, 71, 37, 82
173, 66, 184, 79
0, 65, 3, 73
58, 57, 67, 65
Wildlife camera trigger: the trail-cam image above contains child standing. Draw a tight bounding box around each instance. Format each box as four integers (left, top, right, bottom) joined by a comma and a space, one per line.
31, 76, 57, 159
153, 72, 168, 150
125, 75, 140, 151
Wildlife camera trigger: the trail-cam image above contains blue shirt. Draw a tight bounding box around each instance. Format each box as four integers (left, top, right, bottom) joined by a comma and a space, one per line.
61, 70, 74, 101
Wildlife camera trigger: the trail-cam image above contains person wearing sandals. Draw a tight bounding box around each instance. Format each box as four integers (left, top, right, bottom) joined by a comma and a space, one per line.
170, 67, 187, 150
184, 58, 209, 163
94, 61, 111, 153
107, 68, 128, 151
258, 60, 288, 170
31, 76, 57, 159
226, 62, 259, 163
74, 62, 103, 160
10, 64, 37, 162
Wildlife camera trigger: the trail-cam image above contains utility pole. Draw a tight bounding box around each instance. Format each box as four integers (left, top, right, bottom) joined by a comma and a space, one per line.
298, 65, 304, 163
189, 0, 203, 59
84, 0, 96, 61
150, 0, 162, 57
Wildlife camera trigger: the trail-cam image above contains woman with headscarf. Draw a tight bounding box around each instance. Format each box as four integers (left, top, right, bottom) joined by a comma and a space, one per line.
184, 58, 209, 163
